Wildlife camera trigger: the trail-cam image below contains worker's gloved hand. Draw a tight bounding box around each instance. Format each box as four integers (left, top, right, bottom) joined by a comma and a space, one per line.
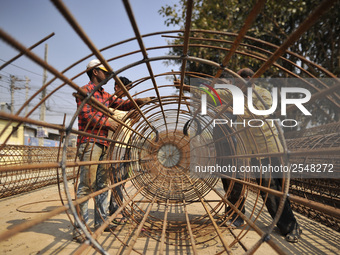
136, 97, 154, 105
174, 80, 181, 89
108, 120, 119, 132
174, 80, 190, 92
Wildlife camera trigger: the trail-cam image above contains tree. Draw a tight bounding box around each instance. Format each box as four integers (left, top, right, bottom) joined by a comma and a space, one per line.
159, 0, 339, 76
159, 0, 339, 126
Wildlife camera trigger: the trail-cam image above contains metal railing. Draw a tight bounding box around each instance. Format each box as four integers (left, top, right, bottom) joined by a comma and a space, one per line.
0, 145, 77, 198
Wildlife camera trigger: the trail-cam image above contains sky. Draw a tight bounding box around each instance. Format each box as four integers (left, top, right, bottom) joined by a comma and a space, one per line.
0, 0, 181, 126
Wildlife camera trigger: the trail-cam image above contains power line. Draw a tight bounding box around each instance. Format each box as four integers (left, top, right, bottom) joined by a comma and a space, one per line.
0, 58, 43, 77
0, 84, 9, 90
0, 72, 41, 87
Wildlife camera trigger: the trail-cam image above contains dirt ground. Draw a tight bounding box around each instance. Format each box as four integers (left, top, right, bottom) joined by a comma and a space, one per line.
0, 181, 339, 255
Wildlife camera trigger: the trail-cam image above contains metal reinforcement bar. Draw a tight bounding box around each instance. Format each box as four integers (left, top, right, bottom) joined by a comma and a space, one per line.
0, 0, 339, 254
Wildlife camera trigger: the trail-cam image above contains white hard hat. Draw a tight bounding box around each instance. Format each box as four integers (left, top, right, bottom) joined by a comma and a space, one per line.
86, 59, 108, 72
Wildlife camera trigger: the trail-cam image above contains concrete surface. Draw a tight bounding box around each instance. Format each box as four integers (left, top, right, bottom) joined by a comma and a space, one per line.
0, 181, 339, 255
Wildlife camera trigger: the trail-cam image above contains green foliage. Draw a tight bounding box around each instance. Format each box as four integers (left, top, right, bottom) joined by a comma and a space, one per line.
159, 0, 340, 126
159, 0, 340, 77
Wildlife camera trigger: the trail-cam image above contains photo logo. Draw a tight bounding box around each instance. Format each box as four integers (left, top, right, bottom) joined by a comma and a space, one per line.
198, 83, 222, 110
200, 84, 312, 116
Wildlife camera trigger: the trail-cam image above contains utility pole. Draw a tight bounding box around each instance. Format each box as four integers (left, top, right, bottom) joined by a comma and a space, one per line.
10, 75, 16, 114
9, 75, 25, 114
25, 76, 30, 116
40, 44, 48, 123
39, 44, 48, 146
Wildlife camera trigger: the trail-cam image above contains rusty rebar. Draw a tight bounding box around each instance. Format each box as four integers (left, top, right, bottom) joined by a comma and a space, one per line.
0, 0, 339, 254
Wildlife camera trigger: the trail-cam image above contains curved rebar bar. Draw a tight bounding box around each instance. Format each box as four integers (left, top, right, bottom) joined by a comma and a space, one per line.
0, 0, 339, 254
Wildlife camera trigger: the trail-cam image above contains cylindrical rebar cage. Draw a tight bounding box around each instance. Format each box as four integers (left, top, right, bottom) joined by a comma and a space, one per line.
0, 0, 339, 254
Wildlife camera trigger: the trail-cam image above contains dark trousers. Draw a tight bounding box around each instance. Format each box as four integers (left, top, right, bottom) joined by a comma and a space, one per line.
252, 157, 297, 235
213, 125, 246, 216
220, 156, 297, 234
221, 178, 246, 215
109, 167, 124, 215
213, 125, 297, 234
109, 148, 130, 215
